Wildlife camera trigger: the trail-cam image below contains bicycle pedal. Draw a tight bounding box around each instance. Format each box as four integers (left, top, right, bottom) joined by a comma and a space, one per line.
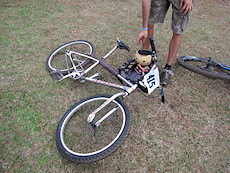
50, 70, 64, 81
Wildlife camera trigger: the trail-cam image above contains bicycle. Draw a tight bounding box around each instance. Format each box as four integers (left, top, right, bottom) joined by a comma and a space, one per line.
46, 37, 165, 163
177, 56, 230, 81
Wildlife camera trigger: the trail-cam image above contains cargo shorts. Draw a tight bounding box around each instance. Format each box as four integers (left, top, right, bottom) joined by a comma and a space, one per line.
148, 0, 194, 34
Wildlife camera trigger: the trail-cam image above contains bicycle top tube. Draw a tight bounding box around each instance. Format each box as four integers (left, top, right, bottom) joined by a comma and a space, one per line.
83, 76, 137, 94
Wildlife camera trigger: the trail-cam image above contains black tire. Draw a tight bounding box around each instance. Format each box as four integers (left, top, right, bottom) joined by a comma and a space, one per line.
177, 56, 230, 81
56, 95, 131, 163
46, 40, 95, 74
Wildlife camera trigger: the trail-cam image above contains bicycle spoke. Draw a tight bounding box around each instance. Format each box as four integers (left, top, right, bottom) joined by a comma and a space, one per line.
62, 98, 124, 154
46, 40, 95, 73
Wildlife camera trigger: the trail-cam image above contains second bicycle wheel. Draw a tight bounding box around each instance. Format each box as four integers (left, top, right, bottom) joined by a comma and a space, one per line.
56, 95, 131, 163
177, 56, 230, 81
46, 40, 95, 74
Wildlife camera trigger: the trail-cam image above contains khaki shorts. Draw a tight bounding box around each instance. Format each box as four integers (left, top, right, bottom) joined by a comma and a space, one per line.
149, 0, 194, 34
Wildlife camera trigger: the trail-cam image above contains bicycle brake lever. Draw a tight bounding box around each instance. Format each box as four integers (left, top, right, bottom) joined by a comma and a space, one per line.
117, 39, 130, 52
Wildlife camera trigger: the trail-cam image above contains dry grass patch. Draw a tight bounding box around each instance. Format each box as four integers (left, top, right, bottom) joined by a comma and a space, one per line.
1, 0, 230, 172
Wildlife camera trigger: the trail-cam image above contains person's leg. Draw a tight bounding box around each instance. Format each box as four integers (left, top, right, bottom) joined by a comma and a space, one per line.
161, 33, 182, 86
142, 24, 154, 49
144, 0, 170, 49
167, 32, 182, 66
168, 0, 193, 65
161, 0, 193, 86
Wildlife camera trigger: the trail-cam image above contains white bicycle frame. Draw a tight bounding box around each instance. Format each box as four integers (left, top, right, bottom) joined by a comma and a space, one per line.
50, 38, 164, 127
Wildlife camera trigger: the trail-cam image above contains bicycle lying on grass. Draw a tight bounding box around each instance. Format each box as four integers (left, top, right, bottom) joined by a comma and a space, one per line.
46, 37, 165, 163
177, 56, 230, 81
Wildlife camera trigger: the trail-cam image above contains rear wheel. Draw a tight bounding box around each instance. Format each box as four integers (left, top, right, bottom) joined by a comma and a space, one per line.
56, 95, 131, 163
177, 56, 230, 81
46, 40, 95, 74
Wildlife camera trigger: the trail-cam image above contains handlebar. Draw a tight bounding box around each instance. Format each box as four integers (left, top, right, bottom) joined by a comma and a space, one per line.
99, 38, 129, 75
103, 38, 130, 60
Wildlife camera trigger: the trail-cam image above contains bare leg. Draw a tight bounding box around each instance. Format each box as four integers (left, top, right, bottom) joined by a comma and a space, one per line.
167, 32, 182, 65
161, 32, 182, 86
142, 24, 154, 49
143, 27, 182, 66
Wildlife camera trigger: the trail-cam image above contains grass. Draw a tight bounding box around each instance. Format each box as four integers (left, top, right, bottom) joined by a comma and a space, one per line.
1, 0, 230, 172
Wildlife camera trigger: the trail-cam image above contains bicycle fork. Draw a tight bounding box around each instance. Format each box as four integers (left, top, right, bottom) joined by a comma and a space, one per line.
87, 92, 127, 128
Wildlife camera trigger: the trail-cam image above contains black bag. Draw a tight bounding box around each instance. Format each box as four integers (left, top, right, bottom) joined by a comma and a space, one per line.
118, 57, 143, 85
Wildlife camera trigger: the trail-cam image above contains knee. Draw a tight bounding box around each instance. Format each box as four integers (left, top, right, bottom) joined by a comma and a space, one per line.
173, 32, 182, 38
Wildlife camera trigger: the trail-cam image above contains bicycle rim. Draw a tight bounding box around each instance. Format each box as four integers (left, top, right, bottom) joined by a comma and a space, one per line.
57, 95, 130, 161
177, 56, 230, 81
46, 40, 95, 73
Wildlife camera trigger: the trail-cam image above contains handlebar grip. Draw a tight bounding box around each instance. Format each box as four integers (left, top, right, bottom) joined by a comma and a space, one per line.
149, 36, 156, 52
99, 58, 118, 76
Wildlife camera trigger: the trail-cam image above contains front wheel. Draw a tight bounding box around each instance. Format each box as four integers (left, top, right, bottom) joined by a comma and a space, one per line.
177, 56, 230, 81
56, 95, 131, 163
46, 40, 95, 74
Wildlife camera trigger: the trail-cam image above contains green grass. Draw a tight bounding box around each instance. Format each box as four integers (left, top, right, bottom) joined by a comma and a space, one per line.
1, 0, 230, 172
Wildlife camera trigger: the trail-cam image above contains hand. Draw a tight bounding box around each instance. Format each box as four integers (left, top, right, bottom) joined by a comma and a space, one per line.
180, 0, 193, 15
137, 30, 148, 45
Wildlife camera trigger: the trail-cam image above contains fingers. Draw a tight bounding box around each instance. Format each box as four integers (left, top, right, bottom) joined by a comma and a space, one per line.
137, 31, 148, 45
180, 0, 183, 8
183, 4, 193, 15
137, 37, 146, 45
137, 36, 141, 45
180, 0, 193, 15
